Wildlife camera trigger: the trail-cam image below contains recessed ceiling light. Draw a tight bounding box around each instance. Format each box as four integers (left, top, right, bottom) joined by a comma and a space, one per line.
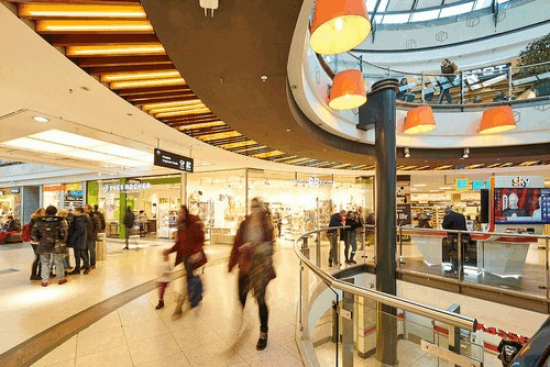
33, 116, 49, 123
413, 184, 427, 187
286, 129, 291, 132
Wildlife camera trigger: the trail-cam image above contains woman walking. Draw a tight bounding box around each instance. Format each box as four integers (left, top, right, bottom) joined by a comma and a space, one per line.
29, 208, 45, 280
229, 198, 276, 351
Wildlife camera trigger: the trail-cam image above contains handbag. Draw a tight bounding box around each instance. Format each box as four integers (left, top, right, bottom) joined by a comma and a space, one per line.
189, 248, 207, 270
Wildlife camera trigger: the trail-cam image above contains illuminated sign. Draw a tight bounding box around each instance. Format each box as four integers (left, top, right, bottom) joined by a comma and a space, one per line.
154, 148, 194, 173
472, 180, 485, 190
10, 188, 20, 194
294, 176, 334, 188
43, 184, 66, 192
455, 178, 469, 191
102, 182, 151, 193
477, 323, 529, 345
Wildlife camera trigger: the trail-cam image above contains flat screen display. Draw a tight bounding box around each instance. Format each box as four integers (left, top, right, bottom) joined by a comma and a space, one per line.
494, 188, 550, 224
472, 180, 485, 190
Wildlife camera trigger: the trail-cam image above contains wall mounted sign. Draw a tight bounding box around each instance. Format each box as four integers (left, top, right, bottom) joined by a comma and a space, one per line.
102, 182, 151, 193
294, 176, 334, 188
154, 148, 194, 173
494, 176, 544, 188
10, 188, 20, 194
455, 178, 469, 191
472, 180, 485, 190
43, 185, 66, 192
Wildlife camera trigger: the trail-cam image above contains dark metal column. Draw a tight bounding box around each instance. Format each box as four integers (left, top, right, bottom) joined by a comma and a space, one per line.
358, 79, 399, 366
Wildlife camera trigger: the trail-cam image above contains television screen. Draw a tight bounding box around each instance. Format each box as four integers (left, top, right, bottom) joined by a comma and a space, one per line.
472, 180, 485, 190
494, 188, 550, 224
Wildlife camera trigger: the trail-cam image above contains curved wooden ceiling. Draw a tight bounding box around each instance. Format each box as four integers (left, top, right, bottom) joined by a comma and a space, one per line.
7, 0, 550, 171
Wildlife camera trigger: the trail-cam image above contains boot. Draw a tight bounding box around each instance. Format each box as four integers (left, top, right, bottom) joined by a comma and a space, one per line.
350, 252, 357, 264
256, 331, 268, 350
155, 300, 165, 310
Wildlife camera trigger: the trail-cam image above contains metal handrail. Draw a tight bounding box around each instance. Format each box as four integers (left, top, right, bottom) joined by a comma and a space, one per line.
294, 226, 478, 332
365, 224, 550, 240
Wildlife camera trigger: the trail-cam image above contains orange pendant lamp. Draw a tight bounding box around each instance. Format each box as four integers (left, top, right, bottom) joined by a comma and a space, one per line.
328, 69, 366, 110
403, 106, 436, 134
310, 0, 371, 55
479, 106, 516, 134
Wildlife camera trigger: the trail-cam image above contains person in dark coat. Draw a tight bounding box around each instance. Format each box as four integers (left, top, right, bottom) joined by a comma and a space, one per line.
68, 207, 89, 275
417, 211, 432, 228
442, 206, 467, 274
163, 205, 206, 313
31, 205, 68, 287
123, 207, 135, 250
93, 204, 106, 233
327, 210, 345, 267
229, 198, 276, 351
29, 208, 45, 280
344, 211, 361, 264
84, 205, 101, 272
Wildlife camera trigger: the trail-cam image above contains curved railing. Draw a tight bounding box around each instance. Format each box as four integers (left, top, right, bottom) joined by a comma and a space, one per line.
321, 53, 550, 107
294, 224, 549, 365
294, 226, 481, 366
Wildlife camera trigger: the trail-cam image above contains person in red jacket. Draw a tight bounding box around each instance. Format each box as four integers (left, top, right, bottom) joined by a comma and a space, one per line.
163, 205, 205, 314
229, 198, 276, 351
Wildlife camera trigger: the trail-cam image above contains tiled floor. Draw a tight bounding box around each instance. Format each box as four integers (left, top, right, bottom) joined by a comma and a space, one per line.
28, 240, 303, 367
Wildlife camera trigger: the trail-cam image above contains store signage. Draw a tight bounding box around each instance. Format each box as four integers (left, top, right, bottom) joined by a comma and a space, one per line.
472, 180, 485, 190
43, 185, 66, 192
476, 323, 529, 345
102, 182, 151, 193
66, 183, 82, 191
154, 148, 194, 173
463, 64, 509, 85
10, 188, 20, 194
494, 176, 544, 188
294, 176, 333, 188
396, 204, 411, 225
455, 178, 469, 191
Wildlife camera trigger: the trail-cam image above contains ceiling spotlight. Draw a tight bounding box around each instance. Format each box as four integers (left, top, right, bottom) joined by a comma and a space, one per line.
462, 147, 470, 159
404, 147, 410, 158
33, 116, 49, 123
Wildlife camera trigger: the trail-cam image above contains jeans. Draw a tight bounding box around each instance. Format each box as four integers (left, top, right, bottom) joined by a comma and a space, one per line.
329, 232, 339, 265
41, 253, 65, 282
31, 244, 41, 277
239, 274, 268, 333
74, 249, 89, 270
182, 256, 195, 280
125, 226, 131, 248
87, 239, 96, 266
345, 231, 357, 259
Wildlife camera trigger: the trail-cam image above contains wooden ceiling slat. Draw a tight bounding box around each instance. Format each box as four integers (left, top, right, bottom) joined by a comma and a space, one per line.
226, 143, 263, 152
88, 64, 175, 75
77, 55, 171, 67
116, 85, 191, 96
130, 94, 197, 104
264, 154, 293, 161
47, 34, 158, 46
243, 147, 272, 156
208, 136, 250, 146
7, 0, 138, 3
185, 126, 233, 137
166, 118, 221, 127
160, 113, 216, 123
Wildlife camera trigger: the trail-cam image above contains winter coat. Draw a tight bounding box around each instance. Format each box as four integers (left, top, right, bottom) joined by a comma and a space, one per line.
31, 215, 68, 255
166, 214, 205, 266
229, 211, 276, 293
123, 211, 135, 229
68, 213, 88, 250
94, 211, 106, 232
87, 211, 101, 241
327, 213, 343, 234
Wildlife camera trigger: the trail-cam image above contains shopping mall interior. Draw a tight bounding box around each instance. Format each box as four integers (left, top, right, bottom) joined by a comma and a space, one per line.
0, 0, 549, 366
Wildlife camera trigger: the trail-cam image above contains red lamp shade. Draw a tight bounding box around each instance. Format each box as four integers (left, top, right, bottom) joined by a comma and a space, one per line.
328, 69, 366, 110
479, 106, 516, 134
403, 106, 436, 134
310, 0, 371, 55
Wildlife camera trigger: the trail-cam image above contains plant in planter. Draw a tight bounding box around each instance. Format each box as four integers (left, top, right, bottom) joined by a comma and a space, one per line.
516, 33, 550, 96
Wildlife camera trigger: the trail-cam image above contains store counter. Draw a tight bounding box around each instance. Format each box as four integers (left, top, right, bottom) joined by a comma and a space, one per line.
408, 229, 536, 277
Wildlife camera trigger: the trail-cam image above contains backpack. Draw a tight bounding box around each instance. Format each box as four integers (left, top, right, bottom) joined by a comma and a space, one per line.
22, 223, 31, 242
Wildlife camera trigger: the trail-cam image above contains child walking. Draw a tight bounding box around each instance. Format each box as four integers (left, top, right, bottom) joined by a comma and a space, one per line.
156, 252, 172, 310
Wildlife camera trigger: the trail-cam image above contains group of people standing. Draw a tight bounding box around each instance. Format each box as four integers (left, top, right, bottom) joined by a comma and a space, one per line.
327, 209, 364, 267
28, 204, 105, 286
157, 197, 276, 351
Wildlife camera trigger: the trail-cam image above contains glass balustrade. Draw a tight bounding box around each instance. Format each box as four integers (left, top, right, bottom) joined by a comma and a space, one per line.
321, 53, 550, 107
296, 227, 485, 367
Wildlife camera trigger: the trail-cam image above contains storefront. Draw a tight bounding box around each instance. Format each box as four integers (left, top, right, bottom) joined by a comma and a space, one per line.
187, 169, 374, 242
0, 187, 22, 222
95, 176, 182, 239
42, 182, 84, 210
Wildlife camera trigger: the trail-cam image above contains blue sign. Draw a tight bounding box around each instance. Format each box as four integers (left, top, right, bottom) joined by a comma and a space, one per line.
472, 180, 485, 190
455, 178, 469, 191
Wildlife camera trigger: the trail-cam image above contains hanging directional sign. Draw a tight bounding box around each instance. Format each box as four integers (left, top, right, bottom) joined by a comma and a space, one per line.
154, 148, 194, 173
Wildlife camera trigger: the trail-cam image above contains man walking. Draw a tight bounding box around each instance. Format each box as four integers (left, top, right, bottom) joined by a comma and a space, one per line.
442, 206, 467, 275
123, 207, 135, 250
84, 205, 101, 273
